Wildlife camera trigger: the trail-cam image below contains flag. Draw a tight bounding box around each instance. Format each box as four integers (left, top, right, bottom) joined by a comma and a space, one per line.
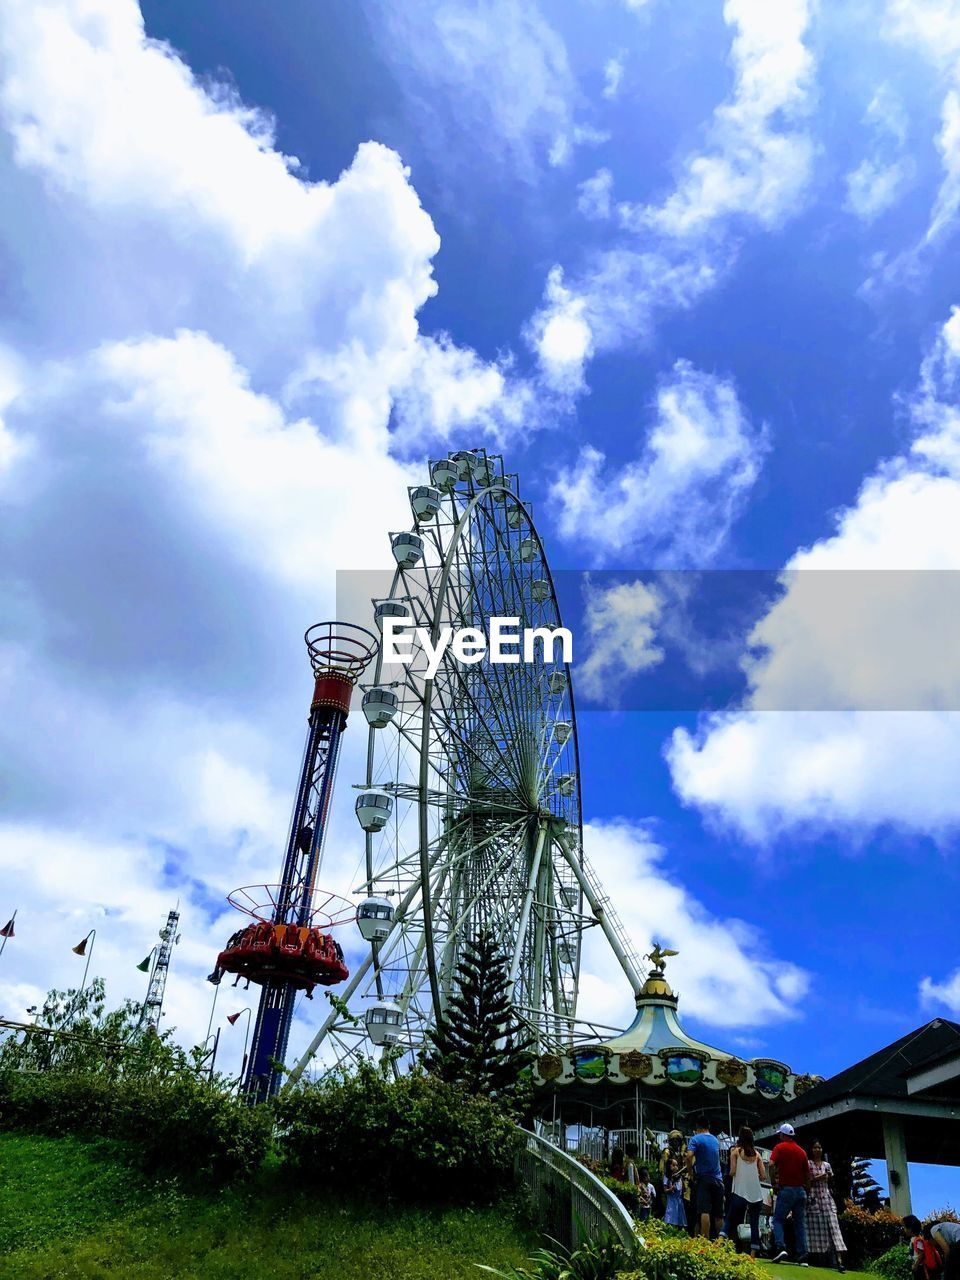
227, 1012, 243, 1026
72, 937, 88, 956
0, 918, 14, 939
136, 954, 152, 973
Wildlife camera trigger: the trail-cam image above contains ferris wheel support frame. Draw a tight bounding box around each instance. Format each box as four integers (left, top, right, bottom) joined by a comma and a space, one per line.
556, 837, 643, 995
283, 834, 450, 1087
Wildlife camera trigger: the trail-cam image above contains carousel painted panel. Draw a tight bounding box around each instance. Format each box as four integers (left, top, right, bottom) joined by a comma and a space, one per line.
570, 1047, 611, 1083
658, 1046, 709, 1087
751, 1058, 790, 1100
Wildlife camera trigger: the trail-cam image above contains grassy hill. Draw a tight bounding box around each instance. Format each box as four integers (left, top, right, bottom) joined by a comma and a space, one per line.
0, 1132, 533, 1279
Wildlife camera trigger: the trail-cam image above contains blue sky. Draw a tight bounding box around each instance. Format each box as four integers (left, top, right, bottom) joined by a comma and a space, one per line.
2, 0, 960, 1214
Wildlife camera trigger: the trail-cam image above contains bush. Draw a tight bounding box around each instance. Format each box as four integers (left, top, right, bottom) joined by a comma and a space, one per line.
870, 1244, 913, 1280
0, 1068, 271, 1182
620, 1234, 768, 1280
839, 1203, 904, 1268
275, 1060, 520, 1205
600, 1173, 641, 1214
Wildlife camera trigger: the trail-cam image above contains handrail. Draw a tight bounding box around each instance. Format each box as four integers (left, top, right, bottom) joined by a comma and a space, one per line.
515, 1127, 638, 1250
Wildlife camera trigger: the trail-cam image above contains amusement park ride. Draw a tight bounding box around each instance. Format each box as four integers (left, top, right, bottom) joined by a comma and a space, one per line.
210, 448, 646, 1099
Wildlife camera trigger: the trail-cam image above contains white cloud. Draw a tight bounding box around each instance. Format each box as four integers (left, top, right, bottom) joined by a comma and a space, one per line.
883, 0, 960, 243
528, 0, 815, 397
526, 266, 595, 394
578, 821, 809, 1031
668, 308, 960, 839
578, 168, 614, 220
920, 968, 960, 1015
577, 579, 664, 705
621, 0, 815, 237
603, 55, 625, 101
0, 0, 527, 1060
372, 0, 599, 174
0, 0, 523, 446
551, 360, 767, 561
846, 157, 910, 221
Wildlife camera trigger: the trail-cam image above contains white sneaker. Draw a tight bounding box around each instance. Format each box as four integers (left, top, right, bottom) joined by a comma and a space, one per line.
771, 1251, 789, 1263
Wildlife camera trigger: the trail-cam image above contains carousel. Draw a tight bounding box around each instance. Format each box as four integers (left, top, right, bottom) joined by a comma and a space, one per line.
532, 948, 821, 1159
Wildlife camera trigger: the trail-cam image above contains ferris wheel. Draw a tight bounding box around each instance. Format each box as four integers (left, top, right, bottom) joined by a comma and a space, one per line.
288, 449, 645, 1082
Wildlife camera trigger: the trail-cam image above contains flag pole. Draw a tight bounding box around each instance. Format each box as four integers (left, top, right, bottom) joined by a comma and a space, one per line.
0, 909, 17, 959
79, 928, 96, 1004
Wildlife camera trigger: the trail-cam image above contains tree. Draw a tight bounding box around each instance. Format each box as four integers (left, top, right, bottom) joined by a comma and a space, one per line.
847, 1155, 886, 1210
423, 929, 533, 1106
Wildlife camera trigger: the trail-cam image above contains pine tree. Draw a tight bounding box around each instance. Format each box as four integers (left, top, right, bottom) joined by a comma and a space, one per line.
848, 1155, 886, 1209
424, 928, 534, 1103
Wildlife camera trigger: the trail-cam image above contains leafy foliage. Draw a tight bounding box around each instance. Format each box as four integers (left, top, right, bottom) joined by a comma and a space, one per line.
0, 1066, 272, 1182
478, 1233, 642, 1280
619, 1232, 769, 1280
869, 1243, 913, 1280
599, 1171, 642, 1213
0, 977, 195, 1078
423, 929, 533, 1107
839, 1204, 905, 1268
275, 1058, 521, 1205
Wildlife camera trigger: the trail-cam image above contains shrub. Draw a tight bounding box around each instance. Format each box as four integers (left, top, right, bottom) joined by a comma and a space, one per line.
0, 1068, 271, 1182
870, 1243, 913, 1280
600, 1173, 641, 1214
839, 1203, 904, 1268
478, 1235, 640, 1279
620, 1234, 768, 1280
274, 1060, 520, 1205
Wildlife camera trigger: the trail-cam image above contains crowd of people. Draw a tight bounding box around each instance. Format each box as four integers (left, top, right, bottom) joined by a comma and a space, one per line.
607, 1121, 849, 1269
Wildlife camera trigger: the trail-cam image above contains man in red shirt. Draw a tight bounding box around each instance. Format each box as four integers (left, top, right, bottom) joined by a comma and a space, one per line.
769, 1123, 810, 1265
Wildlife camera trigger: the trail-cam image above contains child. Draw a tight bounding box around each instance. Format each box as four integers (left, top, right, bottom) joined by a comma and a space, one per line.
636, 1165, 657, 1222
903, 1216, 943, 1280
664, 1156, 686, 1227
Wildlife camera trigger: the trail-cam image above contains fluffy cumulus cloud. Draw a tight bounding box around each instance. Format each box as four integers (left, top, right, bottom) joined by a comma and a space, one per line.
668, 309, 960, 840
577, 822, 809, 1030
551, 360, 767, 562
920, 967, 960, 1015
527, 0, 815, 384
622, 0, 815, 238
0, 0, 528, 1054
576, 579, 664, 705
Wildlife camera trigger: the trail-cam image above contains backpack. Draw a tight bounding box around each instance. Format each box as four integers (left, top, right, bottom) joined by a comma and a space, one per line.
920, 1237, 943, 1277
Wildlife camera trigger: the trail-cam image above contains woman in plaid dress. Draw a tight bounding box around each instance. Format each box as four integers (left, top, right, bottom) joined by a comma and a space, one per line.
807, 1142, 847, 1272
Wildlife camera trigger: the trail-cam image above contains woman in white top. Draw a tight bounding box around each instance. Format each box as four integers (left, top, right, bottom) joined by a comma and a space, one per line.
719, 1126, 767, 1257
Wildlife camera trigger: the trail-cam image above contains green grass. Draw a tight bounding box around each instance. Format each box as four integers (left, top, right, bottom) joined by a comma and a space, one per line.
0, 1132, 534, 1279
758, 1261, 873, 1280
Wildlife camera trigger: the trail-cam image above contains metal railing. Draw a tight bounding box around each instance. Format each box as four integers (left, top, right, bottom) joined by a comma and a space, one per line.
516, 1127, 638, 1251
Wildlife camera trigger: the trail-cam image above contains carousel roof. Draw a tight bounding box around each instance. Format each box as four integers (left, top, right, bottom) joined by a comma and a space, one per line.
533, 949, 822, 1106
597, 967, 730, 1059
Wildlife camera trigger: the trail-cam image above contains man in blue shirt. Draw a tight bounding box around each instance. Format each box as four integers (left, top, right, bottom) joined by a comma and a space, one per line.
686, 1121, 724, 1238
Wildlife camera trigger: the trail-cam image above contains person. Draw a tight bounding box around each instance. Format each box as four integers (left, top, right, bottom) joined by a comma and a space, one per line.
636, 1166, 656, 1222
687, 1120, 725, 1238
903, 1216, 942, 1280
769, 1122, 809, 1266
664, 1156, 687, 1227
927, 1220, 960, 1280
806, 1141, 847, 1272
609, 1145, 626, 1182
624, 1142, 640, 1187
660, 1129, 692, 1228
718, 1126, 766, 1258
